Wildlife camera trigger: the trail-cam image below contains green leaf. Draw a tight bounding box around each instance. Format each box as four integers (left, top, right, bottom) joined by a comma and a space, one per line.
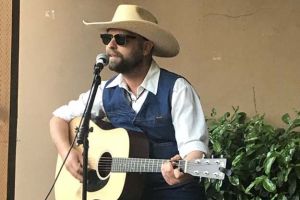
288, 175, 296, 195
271, 194, 278, 200
237, 112, 247, 124
263, 177, 276, 192
245, 175, 265, 194
213, 141, 222, 153
264, 154, 276, 175
232, 152, 245, 166
284, 167, 292, 182
277, 170, 286, 186
291, 119, 300, 128
245, 135, 259, 142
214, 180, 223, 191
229, 175, 240, 186
282, 113, 291, 125
212, 127, 222, 136
245, 181, 256, 194
295, 166, 300, 179
245, 143, 259, 156
278, 194, 288, 200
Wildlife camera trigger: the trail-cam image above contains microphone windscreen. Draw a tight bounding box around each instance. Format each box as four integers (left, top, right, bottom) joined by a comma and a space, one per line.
96, 53, 109, 66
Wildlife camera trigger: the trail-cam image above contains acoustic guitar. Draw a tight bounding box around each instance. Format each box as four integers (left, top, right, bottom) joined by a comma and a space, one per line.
55, 117, 227, 200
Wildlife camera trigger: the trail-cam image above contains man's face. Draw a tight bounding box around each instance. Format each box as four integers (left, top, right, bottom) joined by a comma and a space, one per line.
102, 29, 146, 74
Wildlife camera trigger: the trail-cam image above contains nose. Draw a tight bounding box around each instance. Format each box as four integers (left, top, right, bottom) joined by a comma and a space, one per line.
106, 37, 117, 49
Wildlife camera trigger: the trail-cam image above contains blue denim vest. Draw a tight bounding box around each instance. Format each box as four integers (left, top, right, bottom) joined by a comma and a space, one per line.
103, 68, 181, 156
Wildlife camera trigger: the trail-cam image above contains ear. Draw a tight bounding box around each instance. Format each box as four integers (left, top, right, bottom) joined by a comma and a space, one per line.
143, 41, 154, 56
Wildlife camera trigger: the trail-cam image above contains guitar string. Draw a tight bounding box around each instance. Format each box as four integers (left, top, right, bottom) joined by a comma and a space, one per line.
96, 166, 221, 173
96, 157, 217, 164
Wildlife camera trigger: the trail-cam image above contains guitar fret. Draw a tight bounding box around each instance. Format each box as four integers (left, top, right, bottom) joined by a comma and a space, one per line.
132, 158, 135, 172
178, 160, 186, 172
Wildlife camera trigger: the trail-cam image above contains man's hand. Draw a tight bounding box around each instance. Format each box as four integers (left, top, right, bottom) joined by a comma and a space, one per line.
50, 116, 84, 182
62, 148, 83, 182
161, 154, 193, 185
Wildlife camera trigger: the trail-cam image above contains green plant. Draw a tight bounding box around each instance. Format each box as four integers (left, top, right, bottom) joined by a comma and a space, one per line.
205, 107, 300, 200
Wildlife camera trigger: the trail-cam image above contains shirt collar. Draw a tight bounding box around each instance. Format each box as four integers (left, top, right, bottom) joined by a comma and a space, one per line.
106, 60, 160, 95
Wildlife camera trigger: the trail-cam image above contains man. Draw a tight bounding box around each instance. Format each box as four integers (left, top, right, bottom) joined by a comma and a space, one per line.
50, 4, 208, 200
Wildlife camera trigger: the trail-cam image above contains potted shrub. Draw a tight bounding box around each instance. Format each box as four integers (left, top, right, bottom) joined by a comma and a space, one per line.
205, 107, 300, 200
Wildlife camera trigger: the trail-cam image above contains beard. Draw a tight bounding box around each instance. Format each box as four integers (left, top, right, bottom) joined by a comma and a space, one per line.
108, 50, 144, 74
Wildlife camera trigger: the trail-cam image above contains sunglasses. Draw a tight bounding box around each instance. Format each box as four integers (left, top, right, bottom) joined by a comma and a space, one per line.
100, 33, 137, 46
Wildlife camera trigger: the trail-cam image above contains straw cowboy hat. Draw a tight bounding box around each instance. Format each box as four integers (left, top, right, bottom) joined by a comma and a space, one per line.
83, 4, 180, 57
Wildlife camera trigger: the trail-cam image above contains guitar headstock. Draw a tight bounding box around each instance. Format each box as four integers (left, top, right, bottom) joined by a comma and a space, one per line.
184, 158, 227, 180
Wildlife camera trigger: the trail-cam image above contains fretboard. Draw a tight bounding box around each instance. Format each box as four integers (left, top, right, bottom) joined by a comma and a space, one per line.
111, 158, 185, 173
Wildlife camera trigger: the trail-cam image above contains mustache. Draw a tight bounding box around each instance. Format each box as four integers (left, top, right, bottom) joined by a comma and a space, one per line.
107, 50, 122, 57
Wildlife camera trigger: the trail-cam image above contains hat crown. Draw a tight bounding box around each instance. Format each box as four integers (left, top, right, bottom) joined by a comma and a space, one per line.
112, 5, 158, 24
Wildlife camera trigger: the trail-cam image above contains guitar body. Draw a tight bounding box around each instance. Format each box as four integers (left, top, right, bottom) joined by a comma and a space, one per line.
55, 118, 149, 200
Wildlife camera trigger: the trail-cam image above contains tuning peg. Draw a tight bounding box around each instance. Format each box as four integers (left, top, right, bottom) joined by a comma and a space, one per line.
219, 167, 232, 176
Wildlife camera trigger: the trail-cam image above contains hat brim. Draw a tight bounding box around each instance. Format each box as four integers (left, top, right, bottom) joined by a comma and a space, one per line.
83, 20, 179, 57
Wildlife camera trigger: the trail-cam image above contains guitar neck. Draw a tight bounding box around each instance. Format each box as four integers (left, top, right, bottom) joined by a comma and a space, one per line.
111, 157, 182, 173
108, 157, 226, 180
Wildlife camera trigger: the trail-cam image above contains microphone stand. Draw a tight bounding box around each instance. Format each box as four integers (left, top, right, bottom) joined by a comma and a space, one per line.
76, 63, 104, 200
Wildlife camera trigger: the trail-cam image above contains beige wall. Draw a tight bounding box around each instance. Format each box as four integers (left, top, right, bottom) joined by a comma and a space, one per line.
17, 0, 300, 199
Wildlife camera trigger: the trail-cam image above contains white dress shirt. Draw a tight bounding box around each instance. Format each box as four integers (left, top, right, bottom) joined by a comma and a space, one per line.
53, 60, 209, 157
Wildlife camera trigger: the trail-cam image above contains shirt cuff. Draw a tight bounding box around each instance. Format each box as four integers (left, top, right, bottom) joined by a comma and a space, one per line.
52, 104, 77, 122
178, 140, 209, 159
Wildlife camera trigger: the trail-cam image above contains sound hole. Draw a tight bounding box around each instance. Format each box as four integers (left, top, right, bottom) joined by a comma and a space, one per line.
98, 152, 112, 179
86, 169, 107, 192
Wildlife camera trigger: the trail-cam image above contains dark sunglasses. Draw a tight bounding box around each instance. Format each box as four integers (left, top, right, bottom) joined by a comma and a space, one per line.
100, 33, 137, 46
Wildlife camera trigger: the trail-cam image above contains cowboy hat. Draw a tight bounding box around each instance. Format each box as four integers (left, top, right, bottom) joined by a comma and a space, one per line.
83, 4, 179, 57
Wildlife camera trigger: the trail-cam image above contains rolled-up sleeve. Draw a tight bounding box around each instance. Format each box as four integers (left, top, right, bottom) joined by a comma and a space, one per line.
53, 81, 107, 121
171, 78, 209, 158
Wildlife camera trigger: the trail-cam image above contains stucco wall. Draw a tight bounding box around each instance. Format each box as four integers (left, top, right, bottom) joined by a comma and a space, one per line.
17, 0, 300, 199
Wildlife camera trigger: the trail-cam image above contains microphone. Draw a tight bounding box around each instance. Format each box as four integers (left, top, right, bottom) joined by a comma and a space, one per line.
94, 53, 109, 72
